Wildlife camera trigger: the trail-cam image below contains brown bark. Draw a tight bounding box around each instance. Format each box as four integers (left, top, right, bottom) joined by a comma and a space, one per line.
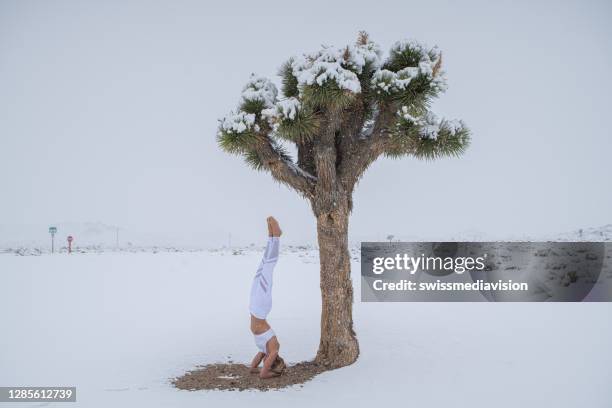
309, 106, 362, 369
338, 101, 398, 194
297, 137, 317, 177
253, 135, 316, 199
254, 103, 396, 369
313, 199, 359, 368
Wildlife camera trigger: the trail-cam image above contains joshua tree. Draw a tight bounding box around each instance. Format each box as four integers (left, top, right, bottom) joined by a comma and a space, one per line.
218, 32, 470, 369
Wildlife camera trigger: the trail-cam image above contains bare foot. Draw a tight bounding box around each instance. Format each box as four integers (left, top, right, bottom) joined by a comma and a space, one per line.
267, 217, 282, 237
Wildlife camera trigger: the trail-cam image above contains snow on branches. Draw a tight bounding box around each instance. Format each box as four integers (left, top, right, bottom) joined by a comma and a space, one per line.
263, 97, 320, 141
290, 39, 382, 94
218, 35, 450, 141
241, 74, 278, 109
372, 39, 446, 96
220, 111, 258, 134
217, 32, 469, 165
263, 97, 301, 122
386, 105, 469, 160
398, 106, 464, 141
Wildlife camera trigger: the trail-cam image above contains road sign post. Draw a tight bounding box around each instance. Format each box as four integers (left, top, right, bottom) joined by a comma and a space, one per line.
67, 235, 73, 254
48, 226, 57, 253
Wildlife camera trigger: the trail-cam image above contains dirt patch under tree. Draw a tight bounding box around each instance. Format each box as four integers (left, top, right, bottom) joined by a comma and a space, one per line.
172, 361, 326, 391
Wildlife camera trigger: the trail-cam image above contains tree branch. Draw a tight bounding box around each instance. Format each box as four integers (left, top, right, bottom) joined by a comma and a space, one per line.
297, 137, 317, 177
253, 135, 316, 198
336, 100, 367, 177
338, 101, 397, 192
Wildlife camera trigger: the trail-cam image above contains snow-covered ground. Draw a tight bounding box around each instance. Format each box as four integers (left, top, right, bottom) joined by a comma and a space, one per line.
3, 223, 612, 255
1, 245, 611, 407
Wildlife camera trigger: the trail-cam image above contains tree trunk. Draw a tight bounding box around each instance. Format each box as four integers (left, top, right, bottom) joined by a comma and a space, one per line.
314, 206, 359, 368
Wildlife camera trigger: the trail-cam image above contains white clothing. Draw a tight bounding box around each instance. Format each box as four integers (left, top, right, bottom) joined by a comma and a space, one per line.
253, 328, 276, 354
249, 237, 280, 319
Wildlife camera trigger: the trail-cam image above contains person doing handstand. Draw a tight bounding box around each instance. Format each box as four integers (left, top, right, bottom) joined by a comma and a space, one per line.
249, 216, 286, 378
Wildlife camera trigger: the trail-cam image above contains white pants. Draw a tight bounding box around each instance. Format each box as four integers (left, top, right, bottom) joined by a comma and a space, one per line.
249, 237, 280, 319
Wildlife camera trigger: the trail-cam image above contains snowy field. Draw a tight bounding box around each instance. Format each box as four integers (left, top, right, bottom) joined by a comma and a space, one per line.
1, 246, 612, 408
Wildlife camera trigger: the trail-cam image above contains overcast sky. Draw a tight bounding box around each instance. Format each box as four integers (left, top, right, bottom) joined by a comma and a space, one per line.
1, 0, 611, 247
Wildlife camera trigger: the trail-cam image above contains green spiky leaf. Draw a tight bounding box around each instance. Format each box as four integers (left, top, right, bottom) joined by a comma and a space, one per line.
279, 60, 299, 98
276, 109, 320, 142
387, 115, 470, 160
240, 99, 267, 115
244, 149, 264, 170
301, 83, 355, 110
217, 128, 257, 154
